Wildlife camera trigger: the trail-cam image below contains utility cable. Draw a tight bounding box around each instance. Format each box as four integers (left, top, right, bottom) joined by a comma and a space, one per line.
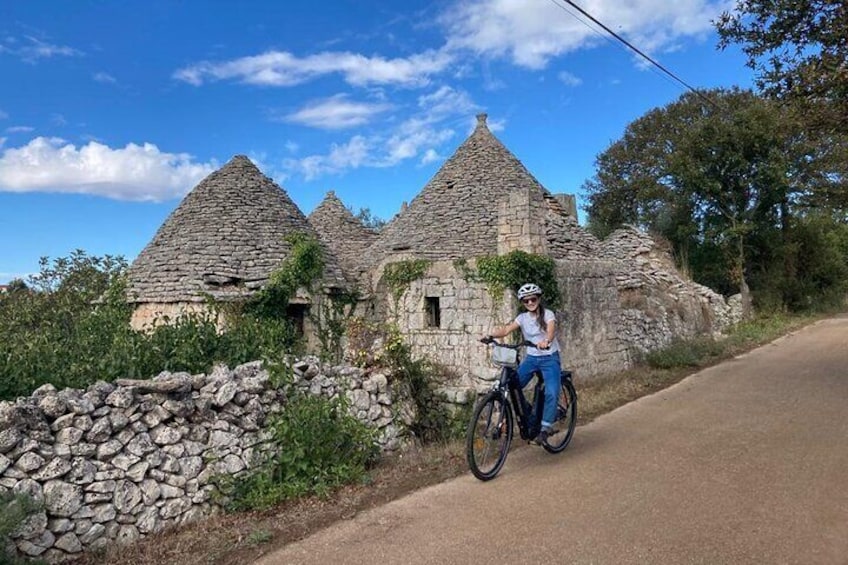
548, 0, 721, 109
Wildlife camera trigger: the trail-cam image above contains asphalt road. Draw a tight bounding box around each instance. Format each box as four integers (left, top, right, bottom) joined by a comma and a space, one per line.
258, 315, 848, 565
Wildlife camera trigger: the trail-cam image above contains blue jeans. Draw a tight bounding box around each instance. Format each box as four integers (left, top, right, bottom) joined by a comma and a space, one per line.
517, 352, 561, 429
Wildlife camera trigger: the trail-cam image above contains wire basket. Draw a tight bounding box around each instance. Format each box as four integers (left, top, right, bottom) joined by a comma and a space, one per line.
490, 344, 518, 368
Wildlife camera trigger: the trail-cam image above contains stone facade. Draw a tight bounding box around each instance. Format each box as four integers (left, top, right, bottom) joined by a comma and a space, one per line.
374, 251, 740, 389
0, 360, 404, 562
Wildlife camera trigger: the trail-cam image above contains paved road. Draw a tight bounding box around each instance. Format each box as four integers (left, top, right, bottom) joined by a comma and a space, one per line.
258, 315, 848, 565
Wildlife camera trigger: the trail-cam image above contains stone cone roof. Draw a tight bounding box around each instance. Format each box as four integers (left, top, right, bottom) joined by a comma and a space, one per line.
362, 114, 597, 275
128, 155, 346, 303
307, 191, 378, 282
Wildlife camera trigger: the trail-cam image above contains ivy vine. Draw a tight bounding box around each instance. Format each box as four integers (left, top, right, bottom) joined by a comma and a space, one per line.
382, 259, 430, 302
476, 250, 560, 310
247, 232, 325, 320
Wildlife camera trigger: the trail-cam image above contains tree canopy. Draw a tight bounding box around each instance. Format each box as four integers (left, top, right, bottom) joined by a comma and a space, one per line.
716, 0, 848, 132
584, 88, 848, 312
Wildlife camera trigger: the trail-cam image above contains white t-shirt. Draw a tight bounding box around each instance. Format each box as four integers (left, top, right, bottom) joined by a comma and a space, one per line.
515, 309, 559, 356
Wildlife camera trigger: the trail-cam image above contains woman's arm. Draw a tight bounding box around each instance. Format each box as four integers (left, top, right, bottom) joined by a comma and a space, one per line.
488, 320, 519, 339
536, 317, 556, 349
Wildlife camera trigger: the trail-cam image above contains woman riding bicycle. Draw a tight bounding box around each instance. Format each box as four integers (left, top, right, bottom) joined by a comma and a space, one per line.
484, 283, 561, 445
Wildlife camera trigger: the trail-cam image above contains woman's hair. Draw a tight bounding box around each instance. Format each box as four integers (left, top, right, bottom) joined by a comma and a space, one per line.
531, 297, 547, 333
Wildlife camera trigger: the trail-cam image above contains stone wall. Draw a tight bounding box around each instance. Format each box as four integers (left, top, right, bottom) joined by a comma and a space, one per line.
0, 360, 403, 563
379, 246, 742, 388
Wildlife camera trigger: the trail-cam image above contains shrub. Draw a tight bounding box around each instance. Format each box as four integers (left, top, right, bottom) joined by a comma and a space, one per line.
215, 393, 378, 511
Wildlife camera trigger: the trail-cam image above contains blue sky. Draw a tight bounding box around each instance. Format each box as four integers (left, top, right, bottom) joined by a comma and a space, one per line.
0, 0, 753, 284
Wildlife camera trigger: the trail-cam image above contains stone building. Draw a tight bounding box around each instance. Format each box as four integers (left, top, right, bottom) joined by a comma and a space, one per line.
127, 116, 740, 385
307, 190, 378, 284
337, 114, 740, 386
126, 155, 347, 334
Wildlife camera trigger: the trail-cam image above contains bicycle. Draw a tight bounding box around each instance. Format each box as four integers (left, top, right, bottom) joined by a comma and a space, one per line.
466, 337, 577, 481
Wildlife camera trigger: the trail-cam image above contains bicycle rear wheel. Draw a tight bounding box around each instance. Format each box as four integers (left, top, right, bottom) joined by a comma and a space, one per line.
543, 378, 576, 454
466, 391, 513, 481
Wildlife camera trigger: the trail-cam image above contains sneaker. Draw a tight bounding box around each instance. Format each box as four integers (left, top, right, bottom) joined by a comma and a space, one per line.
534, 427, 552, 446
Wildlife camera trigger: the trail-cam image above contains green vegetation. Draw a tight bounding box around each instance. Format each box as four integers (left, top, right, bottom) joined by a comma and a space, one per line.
310, 289, 359, 363
0, 236, 328, 400
214, 390, 378, 512
382, 259, 430, 302
645, 313, 807, 370
345, 319, 466, 444
584, 88, 848, 314
717, 0, 848, 135
477, 250, 560, 310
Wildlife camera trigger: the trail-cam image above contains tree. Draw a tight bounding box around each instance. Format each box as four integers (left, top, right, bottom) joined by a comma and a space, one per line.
353, 207, 387, 231
584, 88, 844, 312
716, 1, 848, 132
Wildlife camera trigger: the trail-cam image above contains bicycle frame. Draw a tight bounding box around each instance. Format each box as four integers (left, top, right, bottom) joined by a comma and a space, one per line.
495, 366, 546, 441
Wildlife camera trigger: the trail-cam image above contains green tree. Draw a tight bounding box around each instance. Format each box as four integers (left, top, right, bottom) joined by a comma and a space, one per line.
584, 88, 845, 312
716, 0, 848, 132
352, 207, 387, 231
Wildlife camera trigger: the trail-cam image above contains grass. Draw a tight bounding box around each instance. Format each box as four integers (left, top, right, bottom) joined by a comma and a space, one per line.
77, 310, 832, 565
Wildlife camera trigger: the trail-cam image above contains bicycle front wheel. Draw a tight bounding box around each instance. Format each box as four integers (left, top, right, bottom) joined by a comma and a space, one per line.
543, 378, 577, 454
466, 391, 513, 481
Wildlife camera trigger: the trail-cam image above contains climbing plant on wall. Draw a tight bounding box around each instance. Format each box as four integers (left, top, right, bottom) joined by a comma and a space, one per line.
248, 233, 325, 319
476, 250, 561, 310
310, 288, 359, 363
382, 259, 430, 302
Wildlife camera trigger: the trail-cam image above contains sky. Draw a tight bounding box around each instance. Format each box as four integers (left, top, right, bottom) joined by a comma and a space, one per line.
0, 0, 754, 284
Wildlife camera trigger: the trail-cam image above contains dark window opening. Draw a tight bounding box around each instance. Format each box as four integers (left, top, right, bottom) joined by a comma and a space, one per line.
425, 297, 441, 328
286, 304, 309, 336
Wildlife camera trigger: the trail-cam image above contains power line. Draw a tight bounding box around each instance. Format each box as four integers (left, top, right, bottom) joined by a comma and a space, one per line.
548, 0, 721, 110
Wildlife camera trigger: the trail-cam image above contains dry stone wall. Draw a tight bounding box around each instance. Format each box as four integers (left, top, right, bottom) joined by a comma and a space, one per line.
0, 360, 403, 563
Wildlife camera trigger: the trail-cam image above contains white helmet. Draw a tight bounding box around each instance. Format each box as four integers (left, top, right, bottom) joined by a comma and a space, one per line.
517, 283, 542, 300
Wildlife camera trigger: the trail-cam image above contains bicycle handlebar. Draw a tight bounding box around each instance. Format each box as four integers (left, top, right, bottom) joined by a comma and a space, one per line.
480, 336, 547, 350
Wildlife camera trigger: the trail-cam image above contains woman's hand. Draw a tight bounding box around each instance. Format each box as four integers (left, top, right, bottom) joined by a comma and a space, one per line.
536, 339, 550, 350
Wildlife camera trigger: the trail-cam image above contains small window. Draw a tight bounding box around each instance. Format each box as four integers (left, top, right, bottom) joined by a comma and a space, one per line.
286, 304, 309, 336
425, 297, 441, 328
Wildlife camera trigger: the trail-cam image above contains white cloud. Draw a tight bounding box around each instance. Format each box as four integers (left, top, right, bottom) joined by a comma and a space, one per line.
174, 48, 453, 88
557, 70, 583, 86
417, 86, 478, 121
0, 138, 6, 149
440, 0, 728, 69
51, 114, 67, 126
283, 86, 479, 179
2, 36, 83, 63
281, 95, 391, 129
93, 72, 117, 84
284, 140, 300, 154
379, 117, 455, 166
0, 110, 7, 120
284, 136, 371, 180
420, 149, 441, 165
0, 137, 217, 201
5, 126, 34, 134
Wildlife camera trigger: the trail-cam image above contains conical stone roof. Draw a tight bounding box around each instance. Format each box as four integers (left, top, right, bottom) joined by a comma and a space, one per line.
362, 114, 596, 274
128, 155, 346, 303
307, 191, 378, 281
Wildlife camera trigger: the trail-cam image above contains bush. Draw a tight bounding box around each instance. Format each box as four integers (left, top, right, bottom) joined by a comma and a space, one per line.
645, 337, 724, 369
0, 252, 304, 400
215, 393, 378, 511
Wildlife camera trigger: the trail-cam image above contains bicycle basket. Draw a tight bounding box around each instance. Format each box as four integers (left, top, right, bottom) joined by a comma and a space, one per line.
491, 345, 518, 368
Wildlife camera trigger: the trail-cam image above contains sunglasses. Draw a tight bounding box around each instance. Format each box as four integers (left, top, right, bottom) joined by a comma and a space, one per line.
521, 296, 539, 305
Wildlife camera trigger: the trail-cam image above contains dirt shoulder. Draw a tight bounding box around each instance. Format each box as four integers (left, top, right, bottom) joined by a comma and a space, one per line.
79, 314, 824, 565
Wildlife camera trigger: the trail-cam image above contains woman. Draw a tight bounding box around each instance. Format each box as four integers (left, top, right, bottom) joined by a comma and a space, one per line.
485, 283, 561, 444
